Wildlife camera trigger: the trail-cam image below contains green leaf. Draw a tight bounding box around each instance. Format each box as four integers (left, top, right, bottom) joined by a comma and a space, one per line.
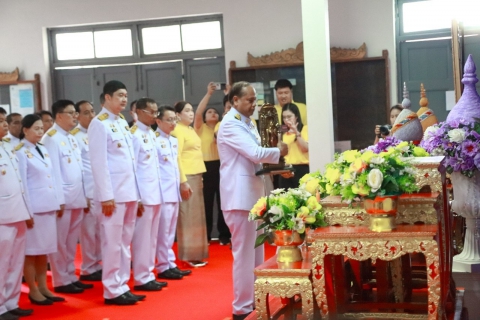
256, 221, 269, 231
255, 233, 271, 248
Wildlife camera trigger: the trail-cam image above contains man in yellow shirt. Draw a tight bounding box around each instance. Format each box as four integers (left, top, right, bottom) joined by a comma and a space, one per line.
274, 79, 307, 125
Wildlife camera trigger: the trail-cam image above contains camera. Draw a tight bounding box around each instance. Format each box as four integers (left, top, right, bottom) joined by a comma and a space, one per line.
214, 82, 226, 91
379, 124, 392, 137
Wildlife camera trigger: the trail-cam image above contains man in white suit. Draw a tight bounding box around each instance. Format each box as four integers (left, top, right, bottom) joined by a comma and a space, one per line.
217, 82, 288, 320
0, 108, 34, 320
88, 80, 142, 305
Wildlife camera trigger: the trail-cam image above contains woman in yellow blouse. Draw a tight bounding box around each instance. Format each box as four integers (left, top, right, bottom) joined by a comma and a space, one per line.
171, 101, 208, 267
194, 83, 231, 245
279, 103, 309, 189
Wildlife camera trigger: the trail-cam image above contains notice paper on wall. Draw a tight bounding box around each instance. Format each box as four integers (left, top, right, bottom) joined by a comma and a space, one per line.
10, 84, 35, 116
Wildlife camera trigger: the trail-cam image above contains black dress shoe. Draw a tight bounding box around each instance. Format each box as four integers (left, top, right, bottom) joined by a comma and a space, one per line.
8, 308, 33, 316
170, 267, 192, 276
28, 295, 53, 306
53, 284, 84, 294
79, 271, 102, 281
72, 281, 94, 289
133, 280, 162, 291
155, 281, 168, 287
104, 293, 137, 306
158, 269, 183, 280
44, 295, 66, 302
125, 291, 146, 301
232, 312, 252, 320
0, 312, 19, 320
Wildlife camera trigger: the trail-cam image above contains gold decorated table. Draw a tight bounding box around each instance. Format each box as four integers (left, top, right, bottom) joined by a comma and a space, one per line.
254, 249, 314, 320
309, 225, 440, 320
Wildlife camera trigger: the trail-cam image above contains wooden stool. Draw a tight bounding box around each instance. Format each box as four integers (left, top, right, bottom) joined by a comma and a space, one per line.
254, 249, 314, 320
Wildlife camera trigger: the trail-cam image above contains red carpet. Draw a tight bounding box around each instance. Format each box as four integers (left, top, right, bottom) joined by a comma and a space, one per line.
18, 242, 276, 320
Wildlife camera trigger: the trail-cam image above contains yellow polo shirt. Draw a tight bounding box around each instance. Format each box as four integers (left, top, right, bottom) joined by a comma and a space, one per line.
283, 125, 309, 165
171, 123, 206, 183
195, 123, 219, 162
275, 101, 308, 125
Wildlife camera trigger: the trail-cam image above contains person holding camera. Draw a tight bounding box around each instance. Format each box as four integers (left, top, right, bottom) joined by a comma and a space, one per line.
373, 104, 403, 144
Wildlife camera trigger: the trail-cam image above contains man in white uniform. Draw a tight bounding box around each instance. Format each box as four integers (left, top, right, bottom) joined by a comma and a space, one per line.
71, 100, 102, 282
2, 113, 22, 151
88, 80, 143, 305
217, 82, 288, 320
0, 108, 34, 320
130, 98, 166, 291
42, 100, 91, 294
155, 105, 191, 280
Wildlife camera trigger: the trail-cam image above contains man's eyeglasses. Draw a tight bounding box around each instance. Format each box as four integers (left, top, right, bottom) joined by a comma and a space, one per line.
61, 111, 79, 116
142, 109, 159, 117
161, 117, 177, 124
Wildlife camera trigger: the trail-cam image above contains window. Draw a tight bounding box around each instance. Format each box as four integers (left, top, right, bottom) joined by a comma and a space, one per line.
142, 25, 182, 54
181, 21, 222, 51
94, 29, 133, 58
56, 32, 94, 61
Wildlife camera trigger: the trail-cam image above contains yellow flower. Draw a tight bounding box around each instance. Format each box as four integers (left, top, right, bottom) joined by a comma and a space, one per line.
380, 147, 395, 157
251, 197, 267, 216
299, 173, 311, 185
325, 183, 333, 194
306, 196, 321, 211
325, 168, 341, 184
395, 141, 409, 150
350, 158, 367, 173
305, 178, 320, 194
361, 150, 375, 162
413, 146, 429, 157
297, 206, 315, 224
351, 183, 371, 196
343, 150, 360, 163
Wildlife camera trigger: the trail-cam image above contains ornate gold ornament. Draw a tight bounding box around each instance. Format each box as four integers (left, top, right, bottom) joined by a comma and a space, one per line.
330, 43, 367, 61
0, 67, 19, 82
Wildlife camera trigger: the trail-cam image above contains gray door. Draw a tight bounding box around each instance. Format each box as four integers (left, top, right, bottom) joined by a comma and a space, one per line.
184, 57, 226, 113
141, 62, 184, 106
399, 39, 453, 121
54, 68, 96, 106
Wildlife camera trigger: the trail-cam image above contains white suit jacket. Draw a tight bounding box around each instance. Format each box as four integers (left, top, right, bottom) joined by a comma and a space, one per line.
217, 108, 280, 211
0, 141, 32, 224
155, 128, 181, 204
131, 120, 163, 206
16, 140, 62, 214
41, 123, 87, 210
70, 125, 93, 200
88, 108, 139, 203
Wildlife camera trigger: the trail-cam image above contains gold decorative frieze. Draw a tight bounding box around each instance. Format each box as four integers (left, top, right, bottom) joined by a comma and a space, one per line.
0, 67, 19, 82
396, 202, 437, 225
330, 43, 367, 61
342, 313, 428, 319
254, 276, 314, 320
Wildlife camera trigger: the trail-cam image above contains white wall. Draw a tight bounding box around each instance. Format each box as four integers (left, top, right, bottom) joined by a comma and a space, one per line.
329, 0, 397, 105
0, 0, 303, 108
0, 0, 397, 108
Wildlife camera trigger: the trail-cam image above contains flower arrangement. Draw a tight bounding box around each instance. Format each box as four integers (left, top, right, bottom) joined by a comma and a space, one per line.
298, 170, 328, 199
364, 136, 429, 157
323, 148, 419, 203
420, 119, 480, 178
249, 188, 327, 248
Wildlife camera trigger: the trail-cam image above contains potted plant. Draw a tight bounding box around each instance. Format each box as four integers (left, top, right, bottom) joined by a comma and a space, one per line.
249, 188, 327, 262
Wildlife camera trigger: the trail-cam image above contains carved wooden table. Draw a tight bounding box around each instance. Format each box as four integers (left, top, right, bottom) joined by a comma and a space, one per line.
254, 250, 314, 320
310, 225, 441, 320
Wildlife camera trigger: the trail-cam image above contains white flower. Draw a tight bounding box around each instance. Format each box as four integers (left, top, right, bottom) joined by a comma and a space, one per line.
337, 155, 344, 163
431, 148, 445, 156
424, 125, 439, 140
369, 156, 385, 165
367, 168, 383, 192
290, 188, 303, 196
271, 188, 285, 195
269, 205, 283, 216
448, 128, 466, 143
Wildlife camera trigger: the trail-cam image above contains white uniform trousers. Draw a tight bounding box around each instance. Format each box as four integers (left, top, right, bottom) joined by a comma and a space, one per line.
155, 202, 179, 273
0, 222, 26, 315
80, 200, 102, 275
98, 201, 137, 299
132, 204, 161, 286
48, 208, 83, 287
223, 210, 264, 315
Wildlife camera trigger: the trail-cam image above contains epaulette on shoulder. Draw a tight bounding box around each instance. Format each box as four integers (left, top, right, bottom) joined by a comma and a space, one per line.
234, 114, 241, 121
155, 132, 160, 137
119, 113, 125, 120
98, 113, 109, 121
69, 128, 80, 135
47, 129, 57, 137
130, 125, 138, 134
14, 143, 24, 151
2, 137, 10, 142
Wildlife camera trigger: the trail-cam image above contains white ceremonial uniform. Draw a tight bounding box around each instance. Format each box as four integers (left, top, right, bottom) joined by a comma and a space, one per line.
71, 125, 102, 276
155, 128, 182, 274
88, 108, 139, 299
42, 123, 87, 287
217, 108, 280, 315
3, 133, 20, 148
0, 141, 32, 316
130, 121, 163, 286
16, 140, 63, 255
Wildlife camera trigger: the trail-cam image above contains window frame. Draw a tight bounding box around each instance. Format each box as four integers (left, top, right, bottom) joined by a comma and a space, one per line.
48, 14, 224, 69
